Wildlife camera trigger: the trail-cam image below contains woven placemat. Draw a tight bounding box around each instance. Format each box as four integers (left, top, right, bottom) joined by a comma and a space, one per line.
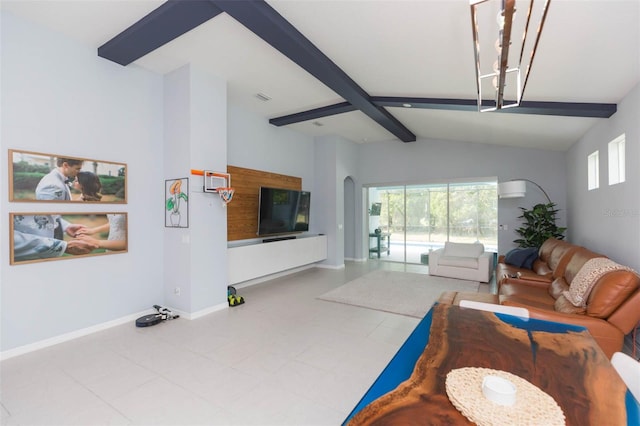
445, 367, 565, 426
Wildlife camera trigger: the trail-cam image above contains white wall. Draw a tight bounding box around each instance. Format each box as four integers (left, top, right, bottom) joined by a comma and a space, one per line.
1, 12, 164, 352
356, 138, 567, 255
163, 65, 228, 315
343, 177, 356, 260
227, 104, 315, 192
566, 82, 640, 270
313, 135, 360, 268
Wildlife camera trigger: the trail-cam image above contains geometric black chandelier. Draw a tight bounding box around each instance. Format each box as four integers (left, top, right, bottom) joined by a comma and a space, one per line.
470, 0, 552, 112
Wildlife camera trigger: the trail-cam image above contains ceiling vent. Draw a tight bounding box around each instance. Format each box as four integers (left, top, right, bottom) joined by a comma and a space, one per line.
255, 92, 272, 102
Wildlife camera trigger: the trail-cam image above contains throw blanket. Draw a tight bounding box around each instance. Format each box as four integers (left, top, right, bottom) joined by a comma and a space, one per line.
564, 258, 636, 307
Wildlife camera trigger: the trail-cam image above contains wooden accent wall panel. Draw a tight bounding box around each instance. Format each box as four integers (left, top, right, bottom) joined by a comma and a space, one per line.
227, 165, 301, 241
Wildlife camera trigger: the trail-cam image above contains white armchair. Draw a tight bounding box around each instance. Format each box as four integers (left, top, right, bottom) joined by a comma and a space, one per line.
428, 242, 493, 283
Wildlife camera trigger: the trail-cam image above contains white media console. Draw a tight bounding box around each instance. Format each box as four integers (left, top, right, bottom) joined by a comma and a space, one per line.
228, 235, 327, 285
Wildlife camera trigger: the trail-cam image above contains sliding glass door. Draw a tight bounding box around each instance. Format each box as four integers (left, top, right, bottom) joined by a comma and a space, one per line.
368, 180, 497, 264
448, 182, 498, 248
369, 187, 405, 262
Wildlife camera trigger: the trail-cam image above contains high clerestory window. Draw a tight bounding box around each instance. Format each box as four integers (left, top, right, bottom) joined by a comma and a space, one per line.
608, 134, 625, 186
587, 151, 599, 191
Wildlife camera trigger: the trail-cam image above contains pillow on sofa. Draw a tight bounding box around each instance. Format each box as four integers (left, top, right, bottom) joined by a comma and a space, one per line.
504, 247, 539, 269
563, 258, 636, 307
443, 242, 484, 258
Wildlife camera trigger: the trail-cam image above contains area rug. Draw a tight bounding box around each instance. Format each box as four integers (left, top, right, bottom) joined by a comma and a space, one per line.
317, 270, 480, 318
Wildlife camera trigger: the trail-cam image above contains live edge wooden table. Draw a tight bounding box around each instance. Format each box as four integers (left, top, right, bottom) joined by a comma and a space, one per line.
345, 303, 640, 426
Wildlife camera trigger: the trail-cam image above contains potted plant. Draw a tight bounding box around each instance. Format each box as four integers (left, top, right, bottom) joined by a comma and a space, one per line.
514, 202, 566, 248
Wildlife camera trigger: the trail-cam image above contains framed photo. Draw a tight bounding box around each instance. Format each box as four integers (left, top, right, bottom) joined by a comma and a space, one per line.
10, 212, 128, 265
165, 178, 189, 228
8, 149, 127, 203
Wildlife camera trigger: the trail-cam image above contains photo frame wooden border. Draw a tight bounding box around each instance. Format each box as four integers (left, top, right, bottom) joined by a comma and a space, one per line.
165, 178, 189, 228
9, 149, 127, 203
10, 212, 128, 265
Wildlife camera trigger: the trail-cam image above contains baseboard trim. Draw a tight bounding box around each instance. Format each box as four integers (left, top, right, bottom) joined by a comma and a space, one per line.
316, 263, 345, 270
171, 302, 229, 320
233, 264, 316, 289
1, 308, 154, 361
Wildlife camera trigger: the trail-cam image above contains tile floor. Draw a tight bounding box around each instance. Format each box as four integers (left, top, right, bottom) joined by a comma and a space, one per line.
1, 261, 473, 426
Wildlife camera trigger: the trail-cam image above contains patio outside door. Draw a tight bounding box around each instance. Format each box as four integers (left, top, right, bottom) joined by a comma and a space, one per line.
367, 181, 497, 264
368, 187, 405, 262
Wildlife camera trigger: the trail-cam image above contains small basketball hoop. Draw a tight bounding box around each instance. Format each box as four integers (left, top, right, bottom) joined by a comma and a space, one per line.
190, 170, 234, 205
201, 170, 231, 193
217, 187, 234, 205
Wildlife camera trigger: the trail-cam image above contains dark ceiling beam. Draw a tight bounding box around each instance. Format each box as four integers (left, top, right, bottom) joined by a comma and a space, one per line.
98, 0, 223, 66
374, 97, 616, 118
211, 1, 416, 142
371, 96, 617, 118
373, 97, 478, 112
269, 97, 617, 126
269, 102, 356, 126
502, 101, 616, 118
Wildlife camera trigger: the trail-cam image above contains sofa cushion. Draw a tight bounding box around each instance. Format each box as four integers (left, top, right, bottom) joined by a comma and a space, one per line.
586, 270, 640, 318
531, 259, 553, 276
554, 295, 587, 315
500, 295, 555, 310
438, 256, 478, 269
499, 283, 552, 305
443, 242, 484, 258
563, 258, 635, 308
548, 278, 569, 300
538, 238, 562, 263
547, 241, 576, 275
562, 248, 604, 284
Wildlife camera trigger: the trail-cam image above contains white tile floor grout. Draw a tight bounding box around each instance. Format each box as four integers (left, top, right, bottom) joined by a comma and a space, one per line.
2, 261, 463, 426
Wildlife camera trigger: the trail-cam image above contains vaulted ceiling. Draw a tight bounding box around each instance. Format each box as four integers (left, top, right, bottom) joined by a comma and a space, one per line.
3, 0, 639, 150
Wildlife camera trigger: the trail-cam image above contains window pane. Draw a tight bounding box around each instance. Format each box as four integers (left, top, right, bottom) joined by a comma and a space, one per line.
588, 151, 599, 190
448, 182, 497, 250
608, 134, 625, 185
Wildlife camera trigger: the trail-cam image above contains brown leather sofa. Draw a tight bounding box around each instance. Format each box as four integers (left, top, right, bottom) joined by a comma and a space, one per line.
441, 238, 640, 358
496, 238, 582, 288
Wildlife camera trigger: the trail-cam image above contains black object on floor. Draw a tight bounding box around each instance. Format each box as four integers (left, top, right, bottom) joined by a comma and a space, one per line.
135, 305, 180, 327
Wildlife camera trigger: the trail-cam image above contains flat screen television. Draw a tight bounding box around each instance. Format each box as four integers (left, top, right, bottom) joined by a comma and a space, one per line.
258, 187, 311, 237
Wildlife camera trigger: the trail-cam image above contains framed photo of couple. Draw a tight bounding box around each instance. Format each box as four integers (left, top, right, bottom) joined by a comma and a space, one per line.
9, 212, 128, 265
8, 149, 127, 203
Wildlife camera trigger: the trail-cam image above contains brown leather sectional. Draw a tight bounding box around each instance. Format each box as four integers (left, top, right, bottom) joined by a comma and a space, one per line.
441, 238, 640, 358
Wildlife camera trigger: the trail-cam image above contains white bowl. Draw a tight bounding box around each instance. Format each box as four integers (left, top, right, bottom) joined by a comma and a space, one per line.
482, 375, 517, 406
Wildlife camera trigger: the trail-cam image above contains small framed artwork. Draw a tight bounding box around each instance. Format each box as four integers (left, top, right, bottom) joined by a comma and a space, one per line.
8, 149, 127, 203
10, 212, 128, 265
165, 178, 189, 228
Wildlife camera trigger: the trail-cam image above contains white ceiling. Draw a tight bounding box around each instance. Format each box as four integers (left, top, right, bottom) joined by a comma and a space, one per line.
3, 0, 639, 150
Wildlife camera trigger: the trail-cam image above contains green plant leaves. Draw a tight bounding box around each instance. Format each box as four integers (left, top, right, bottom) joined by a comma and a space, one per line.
514, 202, 566, 248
